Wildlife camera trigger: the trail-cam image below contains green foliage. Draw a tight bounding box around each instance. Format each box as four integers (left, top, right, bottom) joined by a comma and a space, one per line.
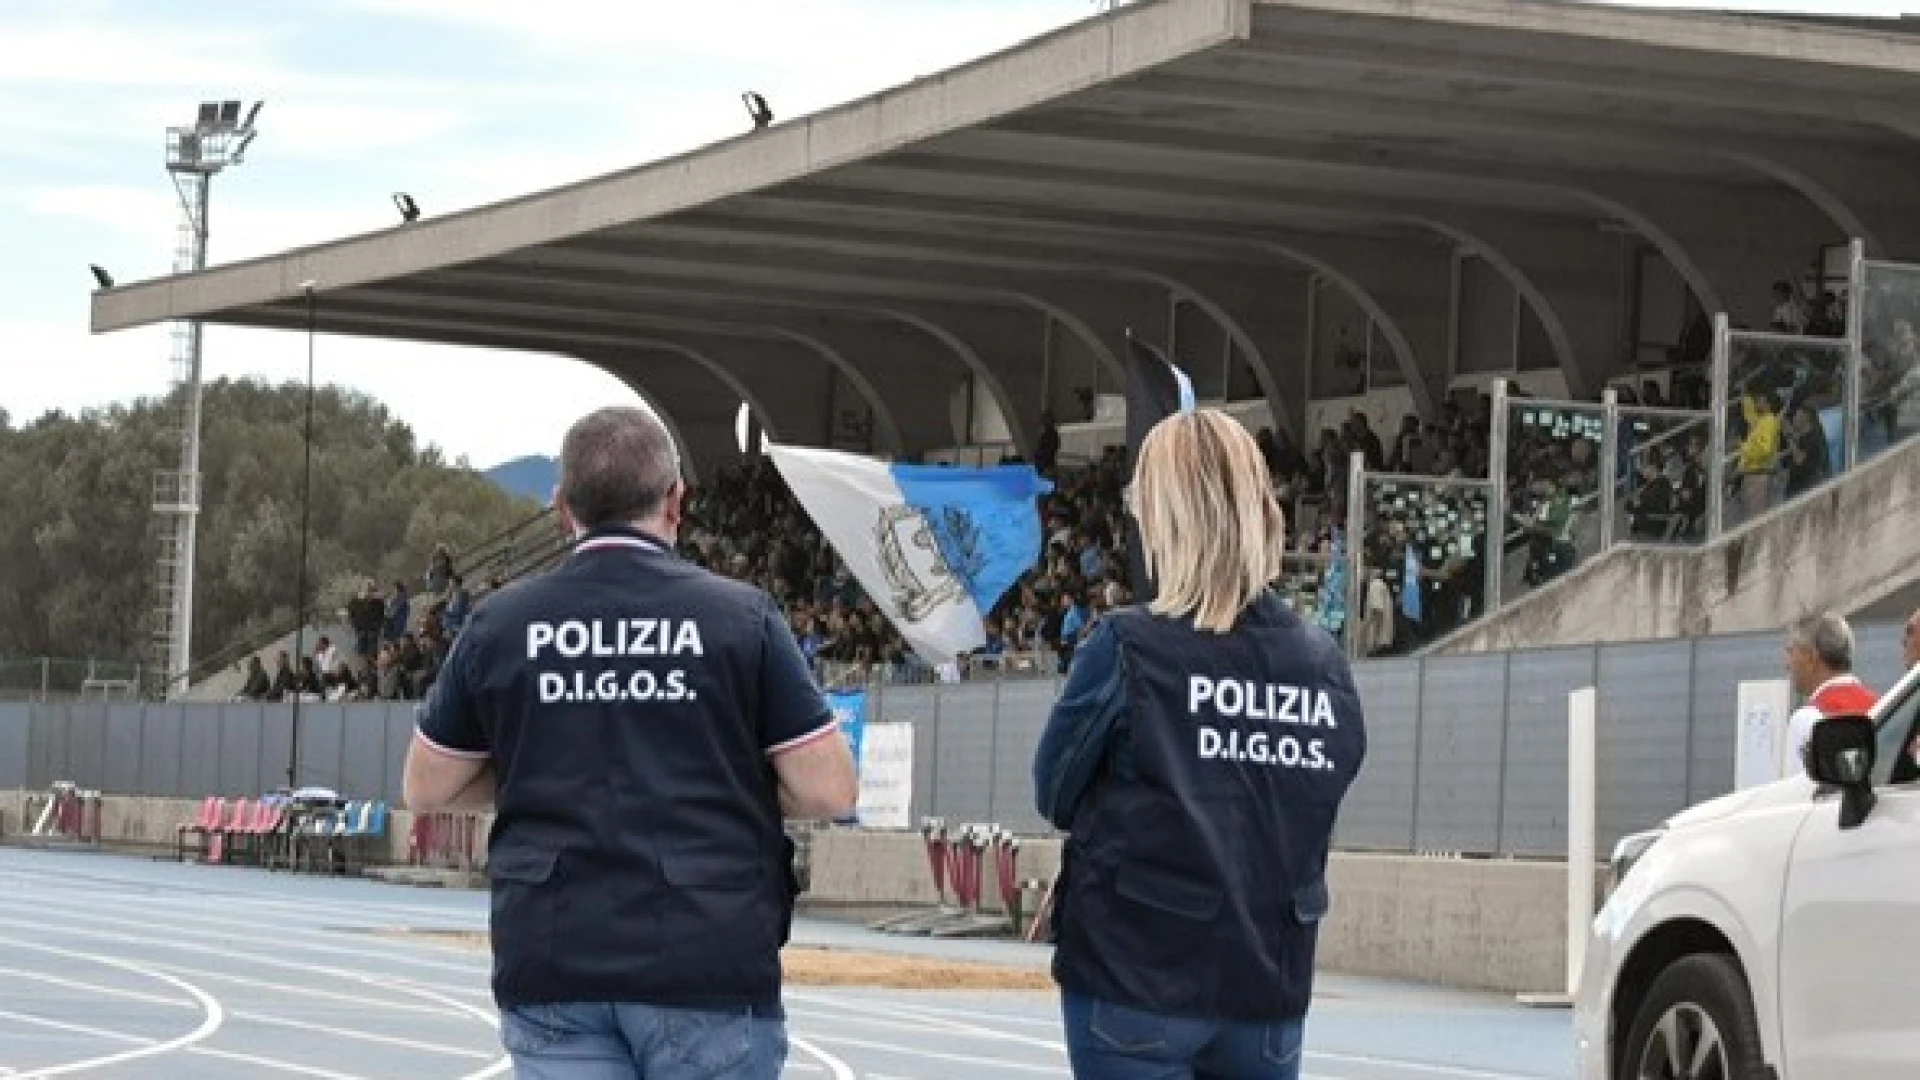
0, 378, 540, 665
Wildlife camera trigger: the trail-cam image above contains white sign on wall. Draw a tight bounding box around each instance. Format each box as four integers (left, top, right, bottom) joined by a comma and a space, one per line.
1734, 679, 1794, 790
856, 722, 915, 829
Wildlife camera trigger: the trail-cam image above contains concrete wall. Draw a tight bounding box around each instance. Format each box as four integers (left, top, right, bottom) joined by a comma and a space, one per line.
1438, 431, 1920, 653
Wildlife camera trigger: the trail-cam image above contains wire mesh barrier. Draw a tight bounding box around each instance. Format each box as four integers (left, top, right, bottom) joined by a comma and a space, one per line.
0, 658, 144, 703
1343, 461, 1493, 659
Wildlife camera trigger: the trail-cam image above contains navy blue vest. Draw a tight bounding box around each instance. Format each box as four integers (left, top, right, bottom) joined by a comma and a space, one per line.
471, 528, 797, 1013
1051, 594, 1367, 1021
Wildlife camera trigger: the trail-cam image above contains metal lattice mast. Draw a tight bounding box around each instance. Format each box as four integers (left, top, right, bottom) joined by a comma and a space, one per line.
151, 101, 261, 701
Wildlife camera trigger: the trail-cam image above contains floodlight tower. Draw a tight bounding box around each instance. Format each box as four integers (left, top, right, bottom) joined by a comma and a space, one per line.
151, 100, 261, 700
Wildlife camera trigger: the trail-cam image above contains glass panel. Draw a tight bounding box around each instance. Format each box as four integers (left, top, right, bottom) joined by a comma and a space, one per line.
1274, 549, 1341, 632
1722, 332, 1847, 531
1857, 260, 1920, 468
1498, 400, 1606, 607
1615, 407, 1711, 546
1351, 476, 1491, 658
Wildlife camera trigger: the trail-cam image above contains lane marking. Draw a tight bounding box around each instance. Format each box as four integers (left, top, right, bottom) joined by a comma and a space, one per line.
0, 937, 223, 1080
789, 1036, 857, 1080
0, 966, 493, 1061
0, 1008, 372, 1080
801, 1033, 1069, 1075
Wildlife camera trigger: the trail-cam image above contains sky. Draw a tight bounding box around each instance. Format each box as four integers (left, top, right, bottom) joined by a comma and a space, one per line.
2, 0, 1912, 470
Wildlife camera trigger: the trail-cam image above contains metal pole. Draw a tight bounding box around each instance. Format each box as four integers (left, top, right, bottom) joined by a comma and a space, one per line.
1598, 387, 1619, 553
288, 284, 318, 788
1484, 378, 1508, 615
1843, 237, 1866, 472
1565, 685, 1598, 997
1343, 450, 1366, 659
1707, 314, 1730, 540
167, 176, 213, 701
40, 657, 49, 704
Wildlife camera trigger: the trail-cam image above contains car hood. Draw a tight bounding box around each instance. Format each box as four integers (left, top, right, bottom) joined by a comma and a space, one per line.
1664, 775, 1815, 830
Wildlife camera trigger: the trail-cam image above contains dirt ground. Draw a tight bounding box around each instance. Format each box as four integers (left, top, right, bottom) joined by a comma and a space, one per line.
376, 929, 1054, 991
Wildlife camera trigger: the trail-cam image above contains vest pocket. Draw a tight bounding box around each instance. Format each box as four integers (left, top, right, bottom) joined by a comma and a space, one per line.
491, 847, 560, 991
1115, 862, 1223, 921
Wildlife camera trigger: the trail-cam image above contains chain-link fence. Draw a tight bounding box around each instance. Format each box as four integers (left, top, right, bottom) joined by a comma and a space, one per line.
0, 658, 145, 703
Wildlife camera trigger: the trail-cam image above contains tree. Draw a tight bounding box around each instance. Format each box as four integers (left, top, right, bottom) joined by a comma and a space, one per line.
0, 378, 541, 667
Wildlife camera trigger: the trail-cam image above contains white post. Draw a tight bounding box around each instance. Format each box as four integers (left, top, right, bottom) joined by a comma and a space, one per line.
1566, 685, 1598, 998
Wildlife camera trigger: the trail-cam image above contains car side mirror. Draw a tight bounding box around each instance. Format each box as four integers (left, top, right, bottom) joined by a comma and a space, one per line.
1807, 716, 1877, 829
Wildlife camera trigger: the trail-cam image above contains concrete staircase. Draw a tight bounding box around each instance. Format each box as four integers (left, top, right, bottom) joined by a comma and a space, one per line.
1431, 431, 1920, 653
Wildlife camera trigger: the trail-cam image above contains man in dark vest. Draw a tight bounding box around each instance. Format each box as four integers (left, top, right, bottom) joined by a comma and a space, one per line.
1035, 409, 1367, 1079
403, 405, 857, 1079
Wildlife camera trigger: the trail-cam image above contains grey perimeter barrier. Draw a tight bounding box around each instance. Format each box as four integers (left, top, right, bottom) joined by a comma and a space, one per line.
3, 622, 1907, 858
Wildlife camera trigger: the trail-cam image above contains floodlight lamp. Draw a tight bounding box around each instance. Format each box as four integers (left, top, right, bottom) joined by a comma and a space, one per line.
196, 102, 219, 130
741, 92, 773, 130
392, 192, 421, 224
89, 264, 114, 289
219, 101, 242, 128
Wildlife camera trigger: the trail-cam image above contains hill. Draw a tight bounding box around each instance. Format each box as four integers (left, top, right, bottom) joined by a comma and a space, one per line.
0, 379, 543, 666
485, 455, 558, 502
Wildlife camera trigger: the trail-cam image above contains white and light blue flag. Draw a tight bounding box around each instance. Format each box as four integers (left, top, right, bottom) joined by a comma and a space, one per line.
767, 444, 1054, 664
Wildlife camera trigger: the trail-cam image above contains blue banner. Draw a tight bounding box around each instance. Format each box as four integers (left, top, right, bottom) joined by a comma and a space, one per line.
825, 690, 868, 825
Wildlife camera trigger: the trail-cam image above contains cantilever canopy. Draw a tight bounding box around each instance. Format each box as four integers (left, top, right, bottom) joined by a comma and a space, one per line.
90, 0, 1920, 464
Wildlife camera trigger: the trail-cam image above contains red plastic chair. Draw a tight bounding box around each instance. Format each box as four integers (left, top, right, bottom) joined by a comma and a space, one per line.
175, 797, 222, 862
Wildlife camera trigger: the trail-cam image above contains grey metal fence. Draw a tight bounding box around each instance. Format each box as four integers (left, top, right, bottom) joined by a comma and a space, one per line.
5, 623, 1908, 855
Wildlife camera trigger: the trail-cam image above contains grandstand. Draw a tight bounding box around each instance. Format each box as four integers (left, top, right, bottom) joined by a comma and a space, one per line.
84, 0, 1920, 683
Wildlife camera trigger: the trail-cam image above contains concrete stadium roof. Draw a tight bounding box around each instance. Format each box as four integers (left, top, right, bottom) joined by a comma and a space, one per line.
91, 0, 1920, 464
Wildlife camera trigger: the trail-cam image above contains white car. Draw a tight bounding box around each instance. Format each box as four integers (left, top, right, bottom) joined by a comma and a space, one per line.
1575, 663, 1920, 1080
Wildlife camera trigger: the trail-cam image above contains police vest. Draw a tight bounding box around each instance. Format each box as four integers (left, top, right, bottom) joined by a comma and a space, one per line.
1051, 594, 1368, 1021
475, 528, 798, 1013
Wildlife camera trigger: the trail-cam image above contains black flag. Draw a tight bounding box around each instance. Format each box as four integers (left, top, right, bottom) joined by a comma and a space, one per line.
1123, 332, 1192, 605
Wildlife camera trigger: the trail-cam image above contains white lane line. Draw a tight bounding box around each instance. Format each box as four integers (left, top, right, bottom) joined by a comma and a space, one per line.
0, 1008, 373, 1080
0, 866, 490, 925
0, 936, 224, 1080
0, 898, 489, 980
0, 966, 494, 1062
789, 1036, 857, 1080
0, 914, 480, 1016
792, 990, 1068, 1054
1306, 1052, 1556, 1080
803, 1034, 1068, 1075
0, 911, 512, 1080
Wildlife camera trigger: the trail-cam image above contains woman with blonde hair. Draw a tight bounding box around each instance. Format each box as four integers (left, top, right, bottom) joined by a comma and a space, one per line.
1034, 409, 1368, 1080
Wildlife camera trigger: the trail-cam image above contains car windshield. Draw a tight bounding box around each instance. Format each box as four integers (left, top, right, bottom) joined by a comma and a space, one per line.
1870, 665, 1920, 786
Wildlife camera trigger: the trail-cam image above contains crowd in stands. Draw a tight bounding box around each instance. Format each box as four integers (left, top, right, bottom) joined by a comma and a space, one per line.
237, 543, 494, 703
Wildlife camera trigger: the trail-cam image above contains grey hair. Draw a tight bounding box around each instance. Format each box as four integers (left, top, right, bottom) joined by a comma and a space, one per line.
558, 405, 681, 530
1790, 611, 1855, 673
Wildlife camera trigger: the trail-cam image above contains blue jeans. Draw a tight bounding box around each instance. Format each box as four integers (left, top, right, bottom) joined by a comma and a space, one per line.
500, 1002, 786, 1079
1062, 993, 1304, 1080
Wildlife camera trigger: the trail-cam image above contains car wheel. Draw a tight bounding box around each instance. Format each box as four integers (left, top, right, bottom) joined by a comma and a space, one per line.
1618, 953, 1767, 1080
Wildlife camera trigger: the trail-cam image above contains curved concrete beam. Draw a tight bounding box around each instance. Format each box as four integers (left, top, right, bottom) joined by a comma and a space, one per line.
872, 305, 1031, 454
602, 372, 703, 485
759, 327, 905, 455
1415, 216, 1597, 398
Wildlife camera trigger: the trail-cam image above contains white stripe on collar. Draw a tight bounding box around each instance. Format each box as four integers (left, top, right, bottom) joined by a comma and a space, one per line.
573, 535, 667, 556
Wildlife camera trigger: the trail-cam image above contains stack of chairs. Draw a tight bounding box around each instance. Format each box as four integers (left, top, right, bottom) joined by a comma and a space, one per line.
287, 800, 391, 876
175, 794, 388, 876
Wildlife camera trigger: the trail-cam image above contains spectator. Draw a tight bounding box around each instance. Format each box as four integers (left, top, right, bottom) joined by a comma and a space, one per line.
1035, 410, 1061, 477
1783, 612, 1878, 772
1783, 403, 1830, 499
426, 543, 454, 594
295, 656, 324, 699
443, 576, 472, 637
346, 580, 384, 665
1627, 457, 1679, 542
1769, 280, 1806, 335
313, 635, 338, 678
239, 656, 271, 701
269, 651, 294, 702
1736, 391, 1781, 522
384, 581, 412, 644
